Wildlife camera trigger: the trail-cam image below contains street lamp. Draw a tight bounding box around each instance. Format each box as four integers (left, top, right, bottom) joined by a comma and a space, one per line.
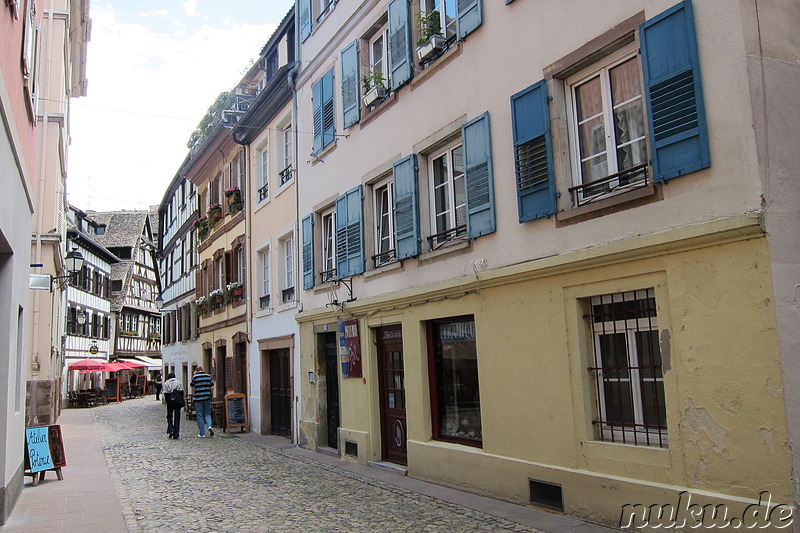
77, 310, 86, 325
155, 294, 164, 310
50, 248, 85, 291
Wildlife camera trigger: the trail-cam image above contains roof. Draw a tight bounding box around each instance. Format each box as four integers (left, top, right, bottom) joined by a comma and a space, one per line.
87, 210, 150, 248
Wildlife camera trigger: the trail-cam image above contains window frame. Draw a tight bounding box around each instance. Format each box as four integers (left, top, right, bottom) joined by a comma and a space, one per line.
320, 208, 337, 283
258, 143, 270, 202
428, 141, 466, 246
566, 45, 650, 205
260, 248, 271, 310
587, 288, 667, 448
281, 235, 295, 304
427, 315, 482, 447
372, 176, 396, 267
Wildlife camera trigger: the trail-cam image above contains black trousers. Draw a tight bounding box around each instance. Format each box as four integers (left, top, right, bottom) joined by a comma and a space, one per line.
155, 384, 162, 400
166, 404, 181, 438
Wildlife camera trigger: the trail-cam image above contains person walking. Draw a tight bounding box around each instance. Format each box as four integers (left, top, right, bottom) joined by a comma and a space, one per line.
162, 373, 184, 439
190, 366, 214, 437
154, 372, 163, 401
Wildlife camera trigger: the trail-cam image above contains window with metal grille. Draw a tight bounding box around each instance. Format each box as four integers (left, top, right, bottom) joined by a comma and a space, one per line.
587, 288, 667, 447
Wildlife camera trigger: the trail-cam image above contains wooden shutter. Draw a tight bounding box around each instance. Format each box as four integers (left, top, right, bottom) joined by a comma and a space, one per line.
336, 186, 365, 278
511, 80, 555, 222
312, 77, 324, 153
456, 0, 482, 40
393, 154, 420, 259
341, 40, 360, 128
302, 214, 314, 289
640, 0, 709, 181
299, 0, 312, 41
462, 112, 496, 238
388, 0, 412, 90
322, 70, 335, 150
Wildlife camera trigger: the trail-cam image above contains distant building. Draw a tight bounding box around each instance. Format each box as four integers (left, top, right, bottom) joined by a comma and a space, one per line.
89, 210, 162, 365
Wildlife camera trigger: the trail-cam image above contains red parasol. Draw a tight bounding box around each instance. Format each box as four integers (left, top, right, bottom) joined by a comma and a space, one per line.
68, 359, 107, 371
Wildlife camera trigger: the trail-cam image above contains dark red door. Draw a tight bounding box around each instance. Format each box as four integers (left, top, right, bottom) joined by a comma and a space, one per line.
377, 326, 406, 465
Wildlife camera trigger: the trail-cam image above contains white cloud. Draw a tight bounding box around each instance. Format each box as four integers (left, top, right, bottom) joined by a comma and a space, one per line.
182, 0, 198, 17
67, 2, 277, 211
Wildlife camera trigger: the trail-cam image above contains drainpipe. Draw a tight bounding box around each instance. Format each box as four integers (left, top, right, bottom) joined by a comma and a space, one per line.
288, 6, 301, 446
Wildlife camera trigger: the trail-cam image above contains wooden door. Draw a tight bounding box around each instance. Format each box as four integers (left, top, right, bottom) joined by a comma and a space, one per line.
324, 336, 340, 449
377, 326, 406, 465
269, 349, 291, 437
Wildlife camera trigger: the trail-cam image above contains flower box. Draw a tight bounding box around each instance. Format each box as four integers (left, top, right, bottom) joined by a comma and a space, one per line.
416, 34, 447, 62
362, 86, 387, 107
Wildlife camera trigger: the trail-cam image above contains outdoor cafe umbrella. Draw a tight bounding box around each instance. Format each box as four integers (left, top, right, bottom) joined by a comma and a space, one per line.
68, 359, 107, 371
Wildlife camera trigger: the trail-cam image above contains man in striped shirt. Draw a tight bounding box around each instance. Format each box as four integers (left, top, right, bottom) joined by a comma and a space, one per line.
191, 366, 215, 437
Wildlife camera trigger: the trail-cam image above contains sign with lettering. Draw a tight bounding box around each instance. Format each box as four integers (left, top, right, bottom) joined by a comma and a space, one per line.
338, 319, 362, 378
105, 378, 120, 402
223, 393, 248, 434
25, 427, 53, 473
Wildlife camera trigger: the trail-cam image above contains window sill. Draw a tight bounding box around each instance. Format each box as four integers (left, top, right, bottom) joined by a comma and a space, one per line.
359, 92, 398, 129
313, 281, 340, 295
311, 140, 337, 165
364, 259, 403, 281
556, 184, 661, 226
418, 238, 472, 265
277, 300, 297, 313
410, 42, 463, 91
255, 307, 273, 318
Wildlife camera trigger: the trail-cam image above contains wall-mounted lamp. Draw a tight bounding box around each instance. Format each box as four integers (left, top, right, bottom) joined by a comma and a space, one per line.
155, 294, 164, 310
76, 310, 86, 325
49, 248, 85, 291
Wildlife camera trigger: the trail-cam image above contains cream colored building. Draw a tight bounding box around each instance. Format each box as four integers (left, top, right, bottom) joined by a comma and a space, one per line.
293, 0, 799, 527
231, 8, 299, 438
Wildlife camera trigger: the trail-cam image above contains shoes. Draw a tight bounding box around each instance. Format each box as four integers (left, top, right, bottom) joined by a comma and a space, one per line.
207, 428, 214, 437
197, 434, 205, 438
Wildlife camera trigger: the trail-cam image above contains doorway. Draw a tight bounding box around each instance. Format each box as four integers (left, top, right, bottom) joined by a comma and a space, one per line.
322, 333, 339, 449
269, 348, 291, 437
377, 326, 406, 465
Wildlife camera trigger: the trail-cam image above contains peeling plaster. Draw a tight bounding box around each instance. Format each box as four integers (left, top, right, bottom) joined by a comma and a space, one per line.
761, 427, 777, 454
660, 329, 672, 372
713, 387, 743, 415
684, 399, 727, 452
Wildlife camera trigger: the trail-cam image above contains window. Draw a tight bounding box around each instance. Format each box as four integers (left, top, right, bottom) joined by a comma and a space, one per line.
260, 249, 271, 310
321, 210, 336, 282
216, 256, 225, 290
373, 177, 395, 267
280, 123, 293, 184
428, 316, 482, 446
429, 143, 466, 245
312, 69, 335, 154
420, 0, 457, 39
568, 51, 648, 203
266, 50, 278, 80
369, 27, 389, 83
335, 186, 365, 278
587, 288, 667, 447
259, 146, 269, 202
281, 236, 295, 303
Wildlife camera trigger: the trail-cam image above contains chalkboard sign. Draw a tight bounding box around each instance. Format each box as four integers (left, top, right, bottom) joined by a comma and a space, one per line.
105, 378, 120, 402
223, 393, 248, 434
24, 425, 66, 486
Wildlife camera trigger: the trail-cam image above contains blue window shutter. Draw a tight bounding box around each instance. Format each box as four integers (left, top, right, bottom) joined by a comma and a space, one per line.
392, 154, 420, 259
388, 0, 412, 90
510, 80, 555, 222
302, 214, 314, 290
312, 78, 323, 154
341, 41, 360, 129
456, 0, 482, 40
462, 113, 495, 238
299, 0, 312, 42
322, 70, 336, 150
640, 0, 709, 181
336, 186, 364, 278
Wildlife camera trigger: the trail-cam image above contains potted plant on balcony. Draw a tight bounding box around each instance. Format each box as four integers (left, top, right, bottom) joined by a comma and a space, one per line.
195, 296, 210, 315
120, 329, 137, 337
416, 10, 446, 62
361, 70, 387, 107
193, 216, 209, 240
210, 288, 225, 307
226, 281, 244, 302
208, 203, 223, 225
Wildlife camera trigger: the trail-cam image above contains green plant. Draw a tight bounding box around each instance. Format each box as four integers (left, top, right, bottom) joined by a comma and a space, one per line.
186, 91, 233, 150
361, 70, 386, 92
416, 10, 441, 47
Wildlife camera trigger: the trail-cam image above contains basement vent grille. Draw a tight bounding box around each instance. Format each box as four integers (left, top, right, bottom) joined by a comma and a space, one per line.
344, 440, 358, 458
529, 479, 563, 511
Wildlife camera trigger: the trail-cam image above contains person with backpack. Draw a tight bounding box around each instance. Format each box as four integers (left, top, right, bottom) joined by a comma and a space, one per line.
162, 373, 184, 439
190, 366, 214, 437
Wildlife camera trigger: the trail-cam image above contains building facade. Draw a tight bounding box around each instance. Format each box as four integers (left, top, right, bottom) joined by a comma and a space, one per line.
188, 99, 249, 404
63, 205, 117, 392
89, 210, 161, 363
292, 0, 799, 527
158, 166, 200, 391
231, 8, 298, 439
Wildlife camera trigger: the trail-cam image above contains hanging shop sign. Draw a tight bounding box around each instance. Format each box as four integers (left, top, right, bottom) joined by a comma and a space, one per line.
338, 319, 362, 378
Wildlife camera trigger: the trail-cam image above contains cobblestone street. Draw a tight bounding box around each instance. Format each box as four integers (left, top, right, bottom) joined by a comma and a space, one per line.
95, 398, 543, 533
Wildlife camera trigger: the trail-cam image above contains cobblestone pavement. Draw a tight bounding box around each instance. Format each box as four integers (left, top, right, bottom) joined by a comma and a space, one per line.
93, 398, 542, 533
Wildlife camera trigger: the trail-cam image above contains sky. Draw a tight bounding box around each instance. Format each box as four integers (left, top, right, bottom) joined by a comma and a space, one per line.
67, 0, 295, 212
